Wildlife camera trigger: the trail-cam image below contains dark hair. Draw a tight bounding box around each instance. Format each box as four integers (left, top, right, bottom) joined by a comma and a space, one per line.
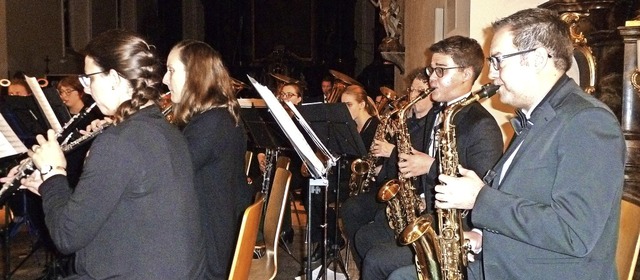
492, 8, 573, 72
412, 67, 430, 83
321, 75, 334, 83
429, 35, 485, 82
170, 39, 240, 127
8, 79, 31, 94
57, 75, 84, 98
82, 29, 163, 124
342, 85, 377, 117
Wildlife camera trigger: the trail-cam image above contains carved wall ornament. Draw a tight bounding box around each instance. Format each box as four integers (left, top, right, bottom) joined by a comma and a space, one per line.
560, 12, 597, 94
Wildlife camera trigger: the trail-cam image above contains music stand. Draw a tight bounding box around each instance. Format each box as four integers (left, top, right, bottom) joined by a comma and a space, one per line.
248, 76, 334, 280
241, 103, 299, 257
298, 103, 366, 279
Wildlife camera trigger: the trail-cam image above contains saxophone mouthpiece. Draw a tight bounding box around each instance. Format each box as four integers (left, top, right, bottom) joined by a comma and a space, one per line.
478, 83, 500, 99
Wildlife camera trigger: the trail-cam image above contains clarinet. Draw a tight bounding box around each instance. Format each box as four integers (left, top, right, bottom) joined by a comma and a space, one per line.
59, 103, 98, 145
0, 123, 111, 204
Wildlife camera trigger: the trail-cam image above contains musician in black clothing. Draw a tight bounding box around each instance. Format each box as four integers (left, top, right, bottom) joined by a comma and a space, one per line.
303, 85, 380, 263
340, 71, 432, 270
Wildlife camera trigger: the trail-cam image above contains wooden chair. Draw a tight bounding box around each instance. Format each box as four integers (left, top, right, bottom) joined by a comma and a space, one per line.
228, 194, 266, 280
275, 155, 291, 170
248, 167, 292, 280
616, 199, 640, 280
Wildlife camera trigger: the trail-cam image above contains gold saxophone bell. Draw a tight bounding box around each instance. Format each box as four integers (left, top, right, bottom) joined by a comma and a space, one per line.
0, 79, 10, 87
350, 158, 370, 175
377, 178, 400, 202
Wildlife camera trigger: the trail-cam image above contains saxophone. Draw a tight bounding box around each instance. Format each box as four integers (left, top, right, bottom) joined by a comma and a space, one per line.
348, 95, 408, 197
377, 88, 435, 235
399, 83, 500, 280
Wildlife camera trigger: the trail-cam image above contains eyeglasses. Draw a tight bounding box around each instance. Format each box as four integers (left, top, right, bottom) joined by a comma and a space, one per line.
78, 70, 108, 88
58, 89, 77, 96
278, 91, 299, 99
426, 65, 464, 78
486, 48, 537, 71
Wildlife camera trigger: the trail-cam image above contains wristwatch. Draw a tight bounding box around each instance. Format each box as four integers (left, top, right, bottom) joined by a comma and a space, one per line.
40, 165, 65, 176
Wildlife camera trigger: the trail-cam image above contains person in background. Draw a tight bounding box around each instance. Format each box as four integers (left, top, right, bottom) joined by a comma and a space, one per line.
321, 75, 333, 101
7, 79, 32, 96
164, 39, 254, 279
11, 29, 207, 279
434, 8, 625, 280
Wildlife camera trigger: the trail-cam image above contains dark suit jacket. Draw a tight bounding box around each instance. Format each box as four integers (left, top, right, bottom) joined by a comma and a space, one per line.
473, 76, 626, 280
423, 101, 504, 220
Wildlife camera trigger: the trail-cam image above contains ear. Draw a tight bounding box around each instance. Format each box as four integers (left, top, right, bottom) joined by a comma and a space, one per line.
462, 67, 473, 82
108, 69, 121, 87
532, 48, 551, 70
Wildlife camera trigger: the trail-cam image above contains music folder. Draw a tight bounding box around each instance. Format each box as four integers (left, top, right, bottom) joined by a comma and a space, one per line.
0, 113, 28, 159
247, 75, 328, 180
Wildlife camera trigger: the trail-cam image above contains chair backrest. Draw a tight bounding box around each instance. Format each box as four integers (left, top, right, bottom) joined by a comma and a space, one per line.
228, 194, 265, 280
276, 155, 291, 170
617, 199, 640, 280
262, 167, 291, 277
245, 151, 253, 176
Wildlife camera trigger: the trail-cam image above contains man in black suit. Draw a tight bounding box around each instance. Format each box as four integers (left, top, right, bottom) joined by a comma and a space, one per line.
355, 35, 503, 279
435, 8, 625, 280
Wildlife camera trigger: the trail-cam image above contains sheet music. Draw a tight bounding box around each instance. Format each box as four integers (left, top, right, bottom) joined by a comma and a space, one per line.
0, 114, 28, 158
284, 101, 338, 166
25, 76, 63, 133
248, 76, 327, 179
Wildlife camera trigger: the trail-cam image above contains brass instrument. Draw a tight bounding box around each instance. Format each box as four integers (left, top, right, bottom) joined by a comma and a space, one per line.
377, 87, 436, 235
326, 70, 362, 103
377, 86, 398, 113
348, 94, 406, 197
0, 77, 49, 88
399, 83, 501, 280
348, 117, 385, 196
0, 122, 112, 204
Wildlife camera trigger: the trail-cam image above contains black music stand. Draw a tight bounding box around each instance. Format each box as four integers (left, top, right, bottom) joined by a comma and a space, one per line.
241, 106, 293, 197
298, 103, 367, 280
240, 106, 300, 259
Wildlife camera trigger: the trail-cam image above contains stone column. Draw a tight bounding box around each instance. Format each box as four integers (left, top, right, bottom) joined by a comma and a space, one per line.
618, 26, 640, 204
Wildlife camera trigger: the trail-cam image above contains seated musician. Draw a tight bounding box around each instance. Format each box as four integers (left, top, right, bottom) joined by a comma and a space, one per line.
355, 36, 504, 280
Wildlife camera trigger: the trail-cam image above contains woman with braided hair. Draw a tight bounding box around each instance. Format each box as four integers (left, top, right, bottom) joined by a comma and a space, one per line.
12, 30, 207, 279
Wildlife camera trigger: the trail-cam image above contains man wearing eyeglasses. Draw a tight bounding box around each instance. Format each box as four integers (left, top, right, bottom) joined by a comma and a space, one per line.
433, 8, 625, 280
356, 35, 503, 280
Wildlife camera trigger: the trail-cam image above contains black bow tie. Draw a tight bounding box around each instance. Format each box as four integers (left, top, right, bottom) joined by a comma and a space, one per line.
510, 109, 532, 135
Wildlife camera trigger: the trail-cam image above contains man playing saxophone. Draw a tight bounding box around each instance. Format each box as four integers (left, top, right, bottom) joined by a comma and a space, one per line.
361, 36, 504, 280
435, 8, 625, 280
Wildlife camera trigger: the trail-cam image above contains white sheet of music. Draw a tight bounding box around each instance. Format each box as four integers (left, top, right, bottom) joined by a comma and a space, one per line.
25, 76, 63, 133
284, 100, 338, 166
248, 76, 327, 179
0, 114, 28, 158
